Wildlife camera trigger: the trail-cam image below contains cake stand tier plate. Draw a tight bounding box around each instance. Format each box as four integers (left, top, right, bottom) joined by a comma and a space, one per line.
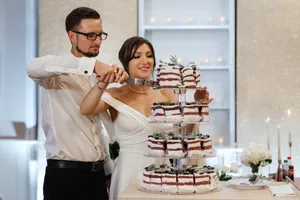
228, 179, 272, 190
138, 183, 222, 195
144, 148, 217, 159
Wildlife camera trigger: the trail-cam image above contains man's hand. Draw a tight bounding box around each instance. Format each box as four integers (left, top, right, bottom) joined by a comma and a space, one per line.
94, 61, 115, 83
194, 86, 214, 104
94, 61, 129, 84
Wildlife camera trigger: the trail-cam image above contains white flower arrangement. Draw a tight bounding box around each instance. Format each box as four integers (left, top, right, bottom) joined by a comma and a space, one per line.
213, 163, 239, 181
241, 143, 272, 173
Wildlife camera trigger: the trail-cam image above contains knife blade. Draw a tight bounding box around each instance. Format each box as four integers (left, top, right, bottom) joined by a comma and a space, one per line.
125, 77, 159, 87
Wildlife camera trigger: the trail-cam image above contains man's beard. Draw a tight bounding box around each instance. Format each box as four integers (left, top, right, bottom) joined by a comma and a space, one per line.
76, 45, 99, 58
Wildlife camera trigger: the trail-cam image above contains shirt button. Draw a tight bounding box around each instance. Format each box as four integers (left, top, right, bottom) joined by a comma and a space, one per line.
84, 70, 88, 74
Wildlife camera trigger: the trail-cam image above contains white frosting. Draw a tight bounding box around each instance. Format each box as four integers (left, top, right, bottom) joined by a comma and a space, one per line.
153, 107, 164, 114
159, 80, 182, 87
177, 185, 194, 193
201, 115, 210, 122
202, 141, 212, 147
183, 115, 202, 122
195, 177, 210, 183
141, 168, 219, 193
182, 76, 195, 81
165, 110, 180, 116
184, 106, 199, 113
159, 74, 181, 79
167, 142, 183, 150
194, 184, 211, 192
143, 171, 152, 182
167, 142, 185, 157
155, 116, 166, 122
201, 107, 209, 113
158, 66, 181, 74
165, 115, 182, 122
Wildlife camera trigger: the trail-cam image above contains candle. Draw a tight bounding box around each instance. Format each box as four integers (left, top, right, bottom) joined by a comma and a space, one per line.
218, 137, 223, 147
217, 57, 223, 63
265, 116, 271, 151
277, 125, 281, 160
220, 16, 225, 24
287, 109, 291, 132
150, 17, 156, 23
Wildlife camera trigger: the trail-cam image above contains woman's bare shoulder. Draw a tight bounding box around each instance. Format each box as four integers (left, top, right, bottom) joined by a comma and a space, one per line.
105, 85, 127, 99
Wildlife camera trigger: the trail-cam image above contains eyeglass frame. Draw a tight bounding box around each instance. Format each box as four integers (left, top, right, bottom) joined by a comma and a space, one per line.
71, 30, 108, 41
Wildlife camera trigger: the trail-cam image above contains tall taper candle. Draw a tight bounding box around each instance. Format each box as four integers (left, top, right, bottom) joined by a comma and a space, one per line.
289, 131, 292, 157
277, 125, 281, 160
266, 116, 271, 151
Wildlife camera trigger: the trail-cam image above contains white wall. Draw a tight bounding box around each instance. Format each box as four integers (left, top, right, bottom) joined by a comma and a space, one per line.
0, 0, 37, 136
0, 0, 38, 200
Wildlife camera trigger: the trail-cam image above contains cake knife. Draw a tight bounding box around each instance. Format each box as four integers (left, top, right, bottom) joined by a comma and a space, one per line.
125, 77, 159, 87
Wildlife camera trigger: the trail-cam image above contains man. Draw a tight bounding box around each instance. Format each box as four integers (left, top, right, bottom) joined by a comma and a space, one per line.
27, 7, 128, 200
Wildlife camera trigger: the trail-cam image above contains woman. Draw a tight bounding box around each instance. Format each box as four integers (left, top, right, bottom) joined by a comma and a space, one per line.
80, 36, 211, 199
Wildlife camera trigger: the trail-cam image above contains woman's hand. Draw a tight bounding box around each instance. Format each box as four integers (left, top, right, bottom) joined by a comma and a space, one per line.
96, 65, 129, 84
194, 86, 214, 104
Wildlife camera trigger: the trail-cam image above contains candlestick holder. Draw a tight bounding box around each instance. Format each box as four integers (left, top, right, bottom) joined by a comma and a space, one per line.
276, 159, 282, 182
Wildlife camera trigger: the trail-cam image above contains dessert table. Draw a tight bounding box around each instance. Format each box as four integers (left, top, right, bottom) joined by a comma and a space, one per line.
119, 181, 300, 200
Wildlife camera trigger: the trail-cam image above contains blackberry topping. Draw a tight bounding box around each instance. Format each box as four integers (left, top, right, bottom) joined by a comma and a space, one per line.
160, 164, 168, 168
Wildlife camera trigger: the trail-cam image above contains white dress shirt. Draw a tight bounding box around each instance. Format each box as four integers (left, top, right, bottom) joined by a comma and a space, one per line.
27, 54, 113, 174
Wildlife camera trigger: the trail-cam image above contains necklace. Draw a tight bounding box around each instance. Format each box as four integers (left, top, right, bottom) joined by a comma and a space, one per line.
126, 84, 153, 94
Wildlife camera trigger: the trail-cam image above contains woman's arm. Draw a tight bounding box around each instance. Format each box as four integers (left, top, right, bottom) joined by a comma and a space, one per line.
80, 81, 110, 115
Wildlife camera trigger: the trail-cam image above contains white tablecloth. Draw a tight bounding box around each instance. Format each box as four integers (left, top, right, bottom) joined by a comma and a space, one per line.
119, 182, 300, 200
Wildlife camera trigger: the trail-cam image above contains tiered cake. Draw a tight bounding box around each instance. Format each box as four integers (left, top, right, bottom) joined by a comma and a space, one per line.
147, 132, 213, 157
156, 63, 200, 89
141, 164, 219, 194
139, 58, 219, 194
150, 102, 209, 123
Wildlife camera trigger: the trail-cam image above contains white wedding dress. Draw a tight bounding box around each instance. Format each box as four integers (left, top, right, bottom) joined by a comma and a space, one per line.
101, 92, 173, 200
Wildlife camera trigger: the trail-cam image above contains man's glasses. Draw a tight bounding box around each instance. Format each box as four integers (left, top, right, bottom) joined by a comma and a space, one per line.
72, 30, 108, 41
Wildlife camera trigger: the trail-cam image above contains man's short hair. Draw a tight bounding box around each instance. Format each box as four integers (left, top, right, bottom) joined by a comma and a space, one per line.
65, 7, 101, 32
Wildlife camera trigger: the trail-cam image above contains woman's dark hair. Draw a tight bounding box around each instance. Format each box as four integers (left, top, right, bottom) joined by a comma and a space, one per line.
118, 36, 156, 75
65, 7, 101, 32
